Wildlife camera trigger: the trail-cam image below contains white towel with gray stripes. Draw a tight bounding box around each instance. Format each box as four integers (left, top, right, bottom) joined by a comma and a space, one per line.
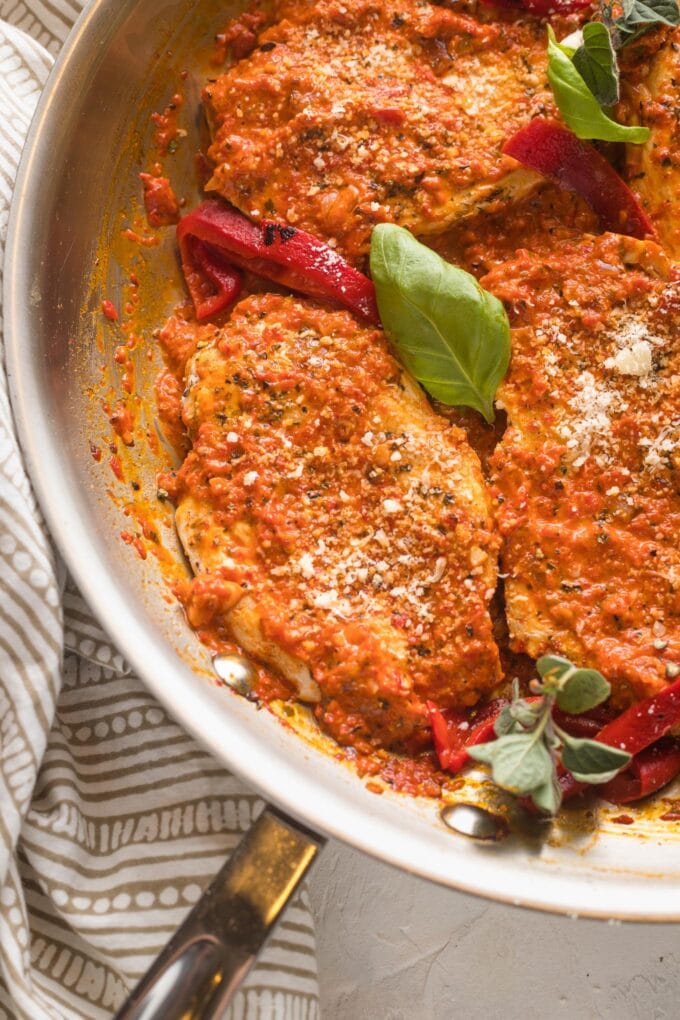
0, 3, 320, 1017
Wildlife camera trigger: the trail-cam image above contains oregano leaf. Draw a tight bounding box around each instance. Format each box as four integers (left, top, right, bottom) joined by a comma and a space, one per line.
511, 699, 543, 728
494, 706, 518, 737
531, 775, 563, 815
561, 735, 631, 783
555, 669, 611, 714
469, 733, 554, 795
536, 654, 575, 682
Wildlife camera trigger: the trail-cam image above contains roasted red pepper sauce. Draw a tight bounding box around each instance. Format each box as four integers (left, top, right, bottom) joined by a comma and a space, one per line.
129, 3, 680, 801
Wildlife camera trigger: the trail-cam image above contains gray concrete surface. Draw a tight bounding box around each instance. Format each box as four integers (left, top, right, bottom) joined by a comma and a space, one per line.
309, 839, 677, 1019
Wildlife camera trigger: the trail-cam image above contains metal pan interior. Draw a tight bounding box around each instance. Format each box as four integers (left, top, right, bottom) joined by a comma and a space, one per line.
6, 0, 680, 920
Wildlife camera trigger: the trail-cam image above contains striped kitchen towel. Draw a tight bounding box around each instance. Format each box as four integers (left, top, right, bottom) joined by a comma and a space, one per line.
0, 4, 319, 1019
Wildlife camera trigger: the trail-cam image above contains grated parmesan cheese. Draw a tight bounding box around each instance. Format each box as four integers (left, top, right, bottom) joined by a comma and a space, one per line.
604, 339, 653, 377
558, 371, 616, 465
639, 421, 679, 471
298, 553, 315, 579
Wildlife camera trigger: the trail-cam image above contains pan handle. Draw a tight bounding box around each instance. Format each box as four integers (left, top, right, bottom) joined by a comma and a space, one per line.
113, 806, 324, 1020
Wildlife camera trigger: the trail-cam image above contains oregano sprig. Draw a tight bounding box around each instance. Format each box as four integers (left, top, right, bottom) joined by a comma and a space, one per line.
468, 657, 631, 814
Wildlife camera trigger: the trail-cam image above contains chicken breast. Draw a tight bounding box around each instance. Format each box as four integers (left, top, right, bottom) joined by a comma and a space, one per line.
203, 0, 553, 259
170, 292, 500, 751
486, 233, 680, 704
622, 26, 680, 257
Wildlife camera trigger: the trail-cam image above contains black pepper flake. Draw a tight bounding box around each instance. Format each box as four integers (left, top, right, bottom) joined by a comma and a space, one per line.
263, 222, 297, 245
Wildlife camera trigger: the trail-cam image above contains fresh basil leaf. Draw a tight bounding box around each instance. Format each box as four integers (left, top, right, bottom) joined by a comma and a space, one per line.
370, 224, 510, 423
469, 733, 554, 795
531, 775, 563, 815
614, 0, 680, 45
622, 0, 679, 24
572, 23, 620, 107
555, 669, 611, 714
561, 735, 631, 783
536, 654, 575, 682
547, 27, 650, 143
555, 31, 579, 58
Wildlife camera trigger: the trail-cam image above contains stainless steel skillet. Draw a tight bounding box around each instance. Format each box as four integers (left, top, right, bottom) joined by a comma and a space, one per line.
6, 0, 680, 1010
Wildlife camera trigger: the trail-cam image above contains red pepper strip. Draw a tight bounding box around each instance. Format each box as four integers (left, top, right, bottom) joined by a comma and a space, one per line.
177, 200, 380, 324
429, 697, 615, 777
552, 704, 616, 739
479, 0, 590, 14
561, 676, 680, 802
427, 697, 604, 773
598, 738, 680, 804
503, 118, 656, 241
179, 235, 242, 320
427, 698, 509, 772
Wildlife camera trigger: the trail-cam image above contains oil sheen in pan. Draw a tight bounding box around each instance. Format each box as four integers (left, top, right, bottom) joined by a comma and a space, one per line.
213, 652, 257, 696
441, 802, 509, 842
213, 652, 509, 841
